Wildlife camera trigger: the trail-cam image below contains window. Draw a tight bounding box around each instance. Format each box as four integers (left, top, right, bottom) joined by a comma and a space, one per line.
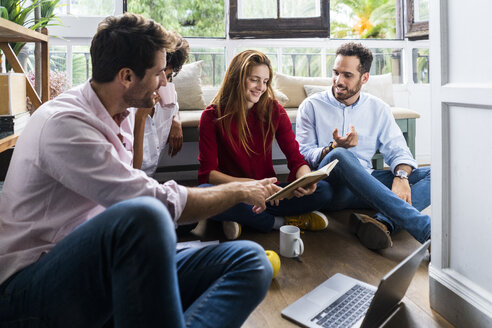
412, 48, 429, 83
126, 0, 225, 38
405, 0, 429, 40
72, 46, 92, 86
330, 0, 399, 39
188, 48, 225, 86
229, 0, 329, 38
56, 0, 115, 16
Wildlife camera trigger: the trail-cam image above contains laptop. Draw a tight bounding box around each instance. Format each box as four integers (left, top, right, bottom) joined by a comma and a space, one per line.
281, 240, 431, 328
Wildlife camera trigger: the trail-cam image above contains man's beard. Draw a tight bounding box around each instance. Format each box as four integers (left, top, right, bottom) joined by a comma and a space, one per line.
123, 88, 155, 108
333, 78, 363, 102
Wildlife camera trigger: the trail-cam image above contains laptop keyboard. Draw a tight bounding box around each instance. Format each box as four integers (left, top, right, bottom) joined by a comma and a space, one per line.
310, 284, 375, 328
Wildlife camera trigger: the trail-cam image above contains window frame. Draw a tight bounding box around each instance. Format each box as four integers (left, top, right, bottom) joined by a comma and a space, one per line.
229, 0, 329, 39
405, 0, 429, 40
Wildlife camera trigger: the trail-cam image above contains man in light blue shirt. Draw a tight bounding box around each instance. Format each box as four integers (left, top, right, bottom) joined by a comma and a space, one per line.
296, 42, 431, 250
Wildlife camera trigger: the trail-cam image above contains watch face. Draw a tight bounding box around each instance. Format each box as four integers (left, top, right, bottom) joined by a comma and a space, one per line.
396, 170, 408, 178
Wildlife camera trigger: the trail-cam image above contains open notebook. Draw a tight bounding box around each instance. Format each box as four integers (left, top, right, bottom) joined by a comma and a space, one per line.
267, 159, 338, 202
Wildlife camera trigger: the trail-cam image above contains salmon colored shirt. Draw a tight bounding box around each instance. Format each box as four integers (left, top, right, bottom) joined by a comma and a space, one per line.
0, 81, 188, 285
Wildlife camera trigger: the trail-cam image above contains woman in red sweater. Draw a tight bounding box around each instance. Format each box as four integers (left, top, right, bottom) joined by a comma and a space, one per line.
198, 50, 331, 239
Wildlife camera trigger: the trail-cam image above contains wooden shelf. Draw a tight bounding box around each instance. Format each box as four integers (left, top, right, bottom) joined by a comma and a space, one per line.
0, 17, 49, 43
0, 134, 19, 153
0, 17, 49, 153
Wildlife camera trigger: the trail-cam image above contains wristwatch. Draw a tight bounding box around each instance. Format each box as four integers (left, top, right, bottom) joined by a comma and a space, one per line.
394, 170, 409, 180
327, 141, 336, 152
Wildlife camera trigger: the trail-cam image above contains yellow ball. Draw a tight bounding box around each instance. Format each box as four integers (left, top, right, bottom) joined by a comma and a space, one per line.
265, 250, 281, 279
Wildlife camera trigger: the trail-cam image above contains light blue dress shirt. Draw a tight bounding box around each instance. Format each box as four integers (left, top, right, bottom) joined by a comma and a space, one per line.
296, 87, 417, 173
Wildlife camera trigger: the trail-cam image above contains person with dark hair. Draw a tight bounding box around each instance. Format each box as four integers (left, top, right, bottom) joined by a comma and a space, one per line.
0, 13, 275, 328
296, 42, 431, 250
198, 49, 332, 240
131, 30, 189, 176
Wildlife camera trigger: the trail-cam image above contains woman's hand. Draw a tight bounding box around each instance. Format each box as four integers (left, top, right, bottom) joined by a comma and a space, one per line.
292, 183, 317, 198
291, 164, 318, 198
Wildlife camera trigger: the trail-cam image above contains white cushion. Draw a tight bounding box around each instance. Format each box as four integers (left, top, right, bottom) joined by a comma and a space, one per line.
391, 107, 420, 119
273, 89, 289, 106
173, 61, 206, 110
304, 84, 331, 98
273, 72, 332, 108
202, 86, 218, 105
179, 110, 203, 127
362, 73, 395, 106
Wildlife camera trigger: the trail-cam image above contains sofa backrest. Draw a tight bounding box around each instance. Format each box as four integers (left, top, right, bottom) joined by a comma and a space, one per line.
173, 61, 396, 110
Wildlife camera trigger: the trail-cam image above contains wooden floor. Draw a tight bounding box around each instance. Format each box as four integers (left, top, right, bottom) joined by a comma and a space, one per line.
178, 209, 454, 328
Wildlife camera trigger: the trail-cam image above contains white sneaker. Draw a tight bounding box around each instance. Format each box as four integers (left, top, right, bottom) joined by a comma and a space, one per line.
222, 221, 242, 240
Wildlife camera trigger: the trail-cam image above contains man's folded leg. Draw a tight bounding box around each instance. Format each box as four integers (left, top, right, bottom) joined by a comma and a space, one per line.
177, 240, 273, 328
0, 196, 185, 328
319, 148, 430, 245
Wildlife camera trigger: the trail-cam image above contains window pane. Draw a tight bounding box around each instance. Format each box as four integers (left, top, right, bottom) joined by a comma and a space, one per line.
237, 0, 277, 19
16, 44, 67, 74
371, 49, 402, 83
128, 0, 225, 38
60, 0, 115, 16
281, 48, 321, 77
72, 46, 92, 87
413, 48, 429, 83
414, 0, 429, 22
235, 48, 278, 73
330, 0, 396, 39
16, 45, 71, 99
280, 0, 320, 18
189, 48, 225, 87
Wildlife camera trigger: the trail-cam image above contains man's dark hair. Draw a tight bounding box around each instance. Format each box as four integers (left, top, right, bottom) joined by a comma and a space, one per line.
166, 31, 190, 76
90, 13, 176, 83
336, 42, 373, 75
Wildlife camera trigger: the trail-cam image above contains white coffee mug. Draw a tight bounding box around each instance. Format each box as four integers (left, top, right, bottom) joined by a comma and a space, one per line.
279, 225, 304, 258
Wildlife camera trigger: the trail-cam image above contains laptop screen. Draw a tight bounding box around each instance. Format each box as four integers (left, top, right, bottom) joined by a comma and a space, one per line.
361, 240, 431, 327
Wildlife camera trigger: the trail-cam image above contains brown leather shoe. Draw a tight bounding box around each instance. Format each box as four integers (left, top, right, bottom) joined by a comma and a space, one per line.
349, 213, 393, 250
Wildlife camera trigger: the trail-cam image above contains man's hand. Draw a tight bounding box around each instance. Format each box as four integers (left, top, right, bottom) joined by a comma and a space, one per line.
332, 125, 358, 149
242, 177, 279, 213
392, 178, 412, 205
180, 177, 278, 223
392, 164, 413, 205
168, 118, 183, 156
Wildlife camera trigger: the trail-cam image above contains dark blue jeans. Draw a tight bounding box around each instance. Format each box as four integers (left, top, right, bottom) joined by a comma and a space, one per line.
201, 180, 332, 233
0, 197, 272, 328
319, 148, 431, 243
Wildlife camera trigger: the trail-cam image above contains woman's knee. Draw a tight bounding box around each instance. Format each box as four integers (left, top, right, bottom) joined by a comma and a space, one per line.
313, 180, 333, 204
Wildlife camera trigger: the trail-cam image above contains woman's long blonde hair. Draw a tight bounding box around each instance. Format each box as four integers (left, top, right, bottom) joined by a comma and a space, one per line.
211, 50, 276, 155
